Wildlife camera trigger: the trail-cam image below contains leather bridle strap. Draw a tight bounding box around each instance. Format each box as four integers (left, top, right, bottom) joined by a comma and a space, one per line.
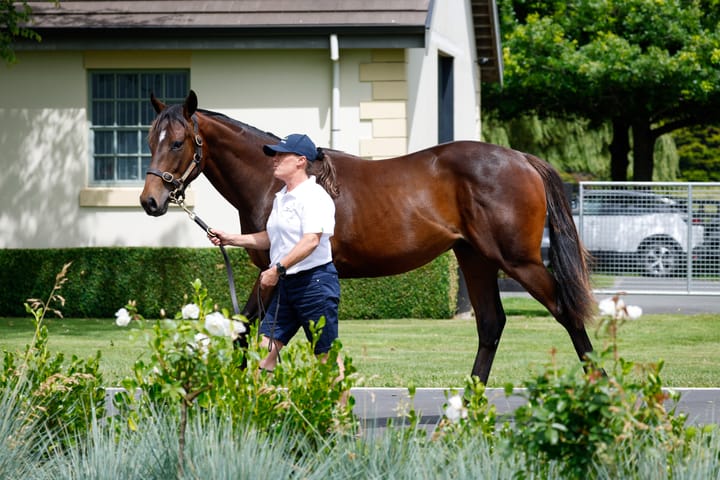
146, 114, 204, 203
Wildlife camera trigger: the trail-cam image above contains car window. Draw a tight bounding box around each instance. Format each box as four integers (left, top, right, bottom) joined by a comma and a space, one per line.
581, 196, 603, 215
579, 191, 685, 216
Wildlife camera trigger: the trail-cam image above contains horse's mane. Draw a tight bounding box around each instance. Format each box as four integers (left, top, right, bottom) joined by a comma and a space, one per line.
152, 104, 281, 143
198, 109, 281, 142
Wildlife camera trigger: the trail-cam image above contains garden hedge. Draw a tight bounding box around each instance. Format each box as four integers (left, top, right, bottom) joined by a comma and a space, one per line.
0, 248, 458, 319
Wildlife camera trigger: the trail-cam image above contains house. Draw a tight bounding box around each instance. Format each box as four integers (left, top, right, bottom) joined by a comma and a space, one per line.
1, 0, 503, 248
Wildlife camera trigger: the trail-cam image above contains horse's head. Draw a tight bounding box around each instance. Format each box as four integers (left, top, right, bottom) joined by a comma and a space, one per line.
140, 90, 204, 216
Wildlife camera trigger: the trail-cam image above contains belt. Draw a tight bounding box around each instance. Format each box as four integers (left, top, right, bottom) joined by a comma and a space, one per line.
285, 262, 333, 278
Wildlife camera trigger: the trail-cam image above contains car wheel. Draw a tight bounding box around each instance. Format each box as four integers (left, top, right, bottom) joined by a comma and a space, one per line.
639, 238, 681, 277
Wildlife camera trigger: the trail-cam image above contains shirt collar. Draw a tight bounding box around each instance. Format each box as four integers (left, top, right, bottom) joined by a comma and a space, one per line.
277, 175, 317, 198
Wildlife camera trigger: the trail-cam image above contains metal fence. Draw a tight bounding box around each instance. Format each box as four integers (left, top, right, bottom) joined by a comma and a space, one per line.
575, 182, 720, 296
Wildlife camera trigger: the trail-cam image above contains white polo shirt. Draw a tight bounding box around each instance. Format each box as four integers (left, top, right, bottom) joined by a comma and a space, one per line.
266, 175, 335, 274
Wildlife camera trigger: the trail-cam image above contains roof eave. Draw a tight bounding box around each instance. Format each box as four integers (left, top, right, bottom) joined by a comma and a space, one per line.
16, 25, 428, 51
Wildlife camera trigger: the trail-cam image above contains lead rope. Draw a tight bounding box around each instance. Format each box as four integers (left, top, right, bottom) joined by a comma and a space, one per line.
178, 196, 280, 365
175, 197, 240, 316
260, 280, 282, 365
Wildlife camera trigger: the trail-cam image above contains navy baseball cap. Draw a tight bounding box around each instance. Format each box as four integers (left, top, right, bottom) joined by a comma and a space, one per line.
263, 134, 318, 161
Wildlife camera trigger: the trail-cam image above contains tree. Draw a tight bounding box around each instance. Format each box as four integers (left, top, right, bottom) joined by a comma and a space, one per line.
483, 0, 720, 180
675, 124, 720, 181
1, 1, 48, 64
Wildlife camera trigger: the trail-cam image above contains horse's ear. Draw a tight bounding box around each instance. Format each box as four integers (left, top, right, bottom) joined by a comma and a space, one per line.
150, 92, 165, 114
184, 90, 198, 118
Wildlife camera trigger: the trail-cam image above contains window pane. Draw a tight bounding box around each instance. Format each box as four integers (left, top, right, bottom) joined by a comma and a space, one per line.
141, 103, 156, 125
94, 156, 114, 180
92, 101, 114, 126
93, 74, 115, 99
117, 101, 139, 126
141, 156, 151, 174
166, 73, 188, 98
117, 131, 138, 154
141, 73, 163, 98
117, 74, 139, 98
116, 157, 139, 180
94, 131, 113, 153
141, 133, 151, 154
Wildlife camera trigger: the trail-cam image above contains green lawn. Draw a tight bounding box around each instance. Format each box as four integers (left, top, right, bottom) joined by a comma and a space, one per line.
2, 297, 719, 388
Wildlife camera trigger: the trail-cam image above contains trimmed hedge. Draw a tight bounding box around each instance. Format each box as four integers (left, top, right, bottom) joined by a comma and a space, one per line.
0, 248, 457, 319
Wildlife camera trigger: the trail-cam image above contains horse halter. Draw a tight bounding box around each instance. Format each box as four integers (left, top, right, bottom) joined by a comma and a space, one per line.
146, 114, 204, 204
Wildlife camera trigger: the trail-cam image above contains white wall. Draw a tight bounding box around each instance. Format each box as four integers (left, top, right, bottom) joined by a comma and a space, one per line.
407, 0, 480, 152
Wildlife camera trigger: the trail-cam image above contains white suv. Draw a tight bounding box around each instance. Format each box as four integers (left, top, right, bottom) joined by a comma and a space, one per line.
572, 190, 705, 277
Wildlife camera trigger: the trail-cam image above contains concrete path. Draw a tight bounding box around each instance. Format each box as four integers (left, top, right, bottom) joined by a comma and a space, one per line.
352, 387, 720, 427
104, 386, 719, 427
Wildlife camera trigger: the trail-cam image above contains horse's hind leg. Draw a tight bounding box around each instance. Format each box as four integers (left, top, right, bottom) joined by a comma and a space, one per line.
505, 261, 595, 363
454, 244, 506, 384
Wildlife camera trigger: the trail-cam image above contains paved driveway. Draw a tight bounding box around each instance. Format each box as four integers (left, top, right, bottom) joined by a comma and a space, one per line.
500, 278, 720, 315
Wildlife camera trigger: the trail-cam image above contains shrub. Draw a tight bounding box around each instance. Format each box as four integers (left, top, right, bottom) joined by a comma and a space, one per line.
0, 248, 457, 319
113, 279, 359, 477
506, 296, 693, 479
5, 275, 720, 478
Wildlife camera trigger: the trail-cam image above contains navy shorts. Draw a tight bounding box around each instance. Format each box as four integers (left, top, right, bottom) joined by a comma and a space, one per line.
260, 262, 340, 354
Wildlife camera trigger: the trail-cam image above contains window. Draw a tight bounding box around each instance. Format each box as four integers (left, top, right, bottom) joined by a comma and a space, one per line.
89, 70, 189, 185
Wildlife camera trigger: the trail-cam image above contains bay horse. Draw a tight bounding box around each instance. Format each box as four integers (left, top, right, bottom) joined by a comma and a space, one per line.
140, 90, 596, 383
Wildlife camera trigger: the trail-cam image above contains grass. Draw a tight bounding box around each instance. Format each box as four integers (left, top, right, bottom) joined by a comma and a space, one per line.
1, 296, 719, 388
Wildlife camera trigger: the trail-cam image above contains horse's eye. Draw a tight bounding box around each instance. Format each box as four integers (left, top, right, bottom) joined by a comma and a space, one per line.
171, 140, 183, 150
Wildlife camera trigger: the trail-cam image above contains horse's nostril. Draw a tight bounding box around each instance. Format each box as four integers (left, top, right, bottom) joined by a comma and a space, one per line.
141, 195, 157, 213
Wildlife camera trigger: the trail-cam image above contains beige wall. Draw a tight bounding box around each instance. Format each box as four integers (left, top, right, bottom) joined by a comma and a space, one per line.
191, 49, 372, 156
0, 49, 378, 248
0, 1, 482, 249
358, 49, 409, 159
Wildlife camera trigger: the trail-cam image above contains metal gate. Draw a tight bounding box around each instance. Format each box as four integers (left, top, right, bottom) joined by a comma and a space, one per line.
574, 182, 720, 296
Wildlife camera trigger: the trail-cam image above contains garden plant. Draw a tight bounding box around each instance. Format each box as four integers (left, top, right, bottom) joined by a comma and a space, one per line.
1, 265, 719, 479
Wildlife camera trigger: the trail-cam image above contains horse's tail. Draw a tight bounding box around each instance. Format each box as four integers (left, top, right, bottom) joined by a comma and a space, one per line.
527, 155, 595, 329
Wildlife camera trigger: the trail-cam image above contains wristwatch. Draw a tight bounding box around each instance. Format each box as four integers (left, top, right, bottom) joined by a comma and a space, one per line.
275, 262, 287, 277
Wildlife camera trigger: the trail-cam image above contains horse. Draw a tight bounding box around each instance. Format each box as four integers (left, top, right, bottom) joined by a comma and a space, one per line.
140, 90, 596, 383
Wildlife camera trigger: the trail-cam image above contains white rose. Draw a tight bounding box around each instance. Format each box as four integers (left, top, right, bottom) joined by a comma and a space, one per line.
205, 311, 228, 337
626, 305, 642, 320
230, 320, 247, 339
598, 298, 616, 317
205, 312, 247, 339
444, 394, 468, 423
181, 303, 200, 319
115, 307, 131, 327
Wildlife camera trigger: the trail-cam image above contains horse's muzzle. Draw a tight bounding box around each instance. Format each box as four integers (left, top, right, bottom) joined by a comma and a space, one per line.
140, 193, 169, 216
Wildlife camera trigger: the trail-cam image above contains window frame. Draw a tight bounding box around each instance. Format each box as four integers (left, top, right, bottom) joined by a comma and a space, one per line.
87, 69, 190, 187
